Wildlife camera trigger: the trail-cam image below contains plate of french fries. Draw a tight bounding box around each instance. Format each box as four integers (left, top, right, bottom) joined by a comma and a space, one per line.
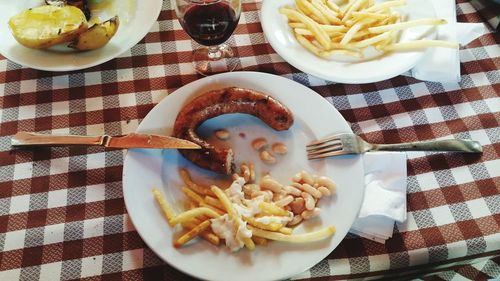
261, 0, 458, 83
122, 72, 365, 281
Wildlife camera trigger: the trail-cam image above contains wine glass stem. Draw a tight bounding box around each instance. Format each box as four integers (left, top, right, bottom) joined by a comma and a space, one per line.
207, 46, 223, 61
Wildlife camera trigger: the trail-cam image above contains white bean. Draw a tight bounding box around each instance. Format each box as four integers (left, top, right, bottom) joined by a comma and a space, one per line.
288, 215, 303, 226
251, 190, 273, 201
318, 186, 331, 197
260, 150, 277, 164
301, 192, 315, 210
290, 182, 303, 190
302, 183, 323, 199
290, 197, 306, 214
252, 137, 268, 151
243, 184, 260, 195
301, 170, 315, 186
260, 177, 283, 193
214, 129, 230, 140
316, 176, 337, 193
273, 191, 286, 202
283, 185, 302, 196
271, 142, 288, 155
292, 172, 302, 183
301, 208, 321, 220
276, 195, 294, 207
249, 163, 256, 183
240, 163, 251, 183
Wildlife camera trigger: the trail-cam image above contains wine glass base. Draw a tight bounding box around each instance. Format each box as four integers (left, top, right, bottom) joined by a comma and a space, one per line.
192, 44, 239, 76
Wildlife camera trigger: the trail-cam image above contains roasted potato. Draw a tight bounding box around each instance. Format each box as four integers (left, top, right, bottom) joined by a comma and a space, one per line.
8, 5, 88, 49
69, 16, 119, 51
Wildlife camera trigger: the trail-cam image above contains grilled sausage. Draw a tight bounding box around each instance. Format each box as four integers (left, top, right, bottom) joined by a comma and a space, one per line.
173, 87, 294, 174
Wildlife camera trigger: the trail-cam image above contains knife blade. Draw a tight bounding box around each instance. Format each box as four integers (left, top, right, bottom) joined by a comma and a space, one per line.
11, 132, 201, 149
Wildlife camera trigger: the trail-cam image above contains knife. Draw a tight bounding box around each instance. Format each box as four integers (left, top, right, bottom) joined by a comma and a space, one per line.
11, 132, 201, 149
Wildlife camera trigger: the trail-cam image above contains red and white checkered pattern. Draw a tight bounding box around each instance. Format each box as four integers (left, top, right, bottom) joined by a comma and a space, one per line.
0, 0, 499, 280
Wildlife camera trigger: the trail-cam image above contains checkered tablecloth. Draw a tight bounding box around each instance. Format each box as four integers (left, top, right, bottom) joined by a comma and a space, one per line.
0, 0, 499, 280
470, 0, 500, 30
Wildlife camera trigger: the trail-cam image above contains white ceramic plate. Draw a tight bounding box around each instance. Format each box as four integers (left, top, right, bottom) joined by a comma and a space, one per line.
122, 71, 365, 281
261, 0, 438, 84
0, 0, 162, 71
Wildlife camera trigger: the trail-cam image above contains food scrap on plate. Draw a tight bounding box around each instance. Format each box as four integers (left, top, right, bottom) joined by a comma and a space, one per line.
153, 168, 337, 251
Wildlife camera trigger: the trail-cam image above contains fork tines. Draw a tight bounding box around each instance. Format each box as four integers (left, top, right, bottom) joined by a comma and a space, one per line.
306, 135, 344, 159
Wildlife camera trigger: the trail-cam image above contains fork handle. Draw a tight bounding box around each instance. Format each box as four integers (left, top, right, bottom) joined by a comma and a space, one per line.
372, 139, 482, 153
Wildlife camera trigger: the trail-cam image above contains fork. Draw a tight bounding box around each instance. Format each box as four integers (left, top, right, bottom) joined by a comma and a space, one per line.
306, 133, 483, 159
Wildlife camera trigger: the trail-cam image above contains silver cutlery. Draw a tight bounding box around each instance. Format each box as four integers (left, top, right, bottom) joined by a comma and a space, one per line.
11, 132, 201, 149
307, 133, 482, 159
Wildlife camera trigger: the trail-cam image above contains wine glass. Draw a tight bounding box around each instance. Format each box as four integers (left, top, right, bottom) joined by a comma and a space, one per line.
174, 0, 242, 75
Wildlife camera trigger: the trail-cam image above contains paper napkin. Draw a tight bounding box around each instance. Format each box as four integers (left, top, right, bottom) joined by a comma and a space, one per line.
411, 0, 488, 83
349, 152, 407, 243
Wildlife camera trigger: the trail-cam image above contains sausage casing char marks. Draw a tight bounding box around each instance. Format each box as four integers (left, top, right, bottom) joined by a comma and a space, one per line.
173, 87, 294, 174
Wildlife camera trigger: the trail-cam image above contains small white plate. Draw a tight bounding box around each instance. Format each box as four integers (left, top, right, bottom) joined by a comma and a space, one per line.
261, 0, 438, 84
0, 0, 162, 71
122, 72, 365, 281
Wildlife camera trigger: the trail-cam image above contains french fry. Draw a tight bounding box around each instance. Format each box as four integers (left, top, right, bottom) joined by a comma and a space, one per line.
364, 0, 406, 13
170, 207, 220, 225
382, 40, 459, 51
349, 31, 391, 48
243, 236, 256, 251
295, 28, 343, 37
340, 22, 363, 45
245, 217, 283, 232
279, 227, 294, 235
290, 22, 347, 33
319, 24, 349, 33
174, 220, 211, 248
204, 195, 226, 210
249, 225, 336, 243
368, 18, 447, 33
182, 219, 220, 246
179, 168, 215, 196
295, 33, 323, 57
280, 7, 331, 49
182, 186, 204, 205
326, 0, 341, 12
352, 11, 391, 21
252, 236, 268, 246
342, 0, 367, 22
199, 202, 226, 215
211, 185, 237, 218
259, 201, 290, 217
311, 0, 342, 25
295, 0, 312, 15
211, 185, 255, 251
298, 0, 330, 24
152, 188, 176, 226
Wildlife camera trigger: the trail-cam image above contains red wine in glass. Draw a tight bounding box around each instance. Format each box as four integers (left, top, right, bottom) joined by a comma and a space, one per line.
175, 0, 242, 75
180, 2, 240, 46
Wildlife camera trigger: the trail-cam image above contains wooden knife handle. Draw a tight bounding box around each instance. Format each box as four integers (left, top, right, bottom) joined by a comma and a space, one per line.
11, 132, 107, 147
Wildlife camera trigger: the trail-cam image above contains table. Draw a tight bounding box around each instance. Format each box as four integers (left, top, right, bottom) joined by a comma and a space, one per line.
0, 0, 499, 280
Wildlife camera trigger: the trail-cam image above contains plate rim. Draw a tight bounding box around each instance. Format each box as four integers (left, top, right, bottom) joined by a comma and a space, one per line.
122, 71, 365, 281
0, 0, 163, 71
